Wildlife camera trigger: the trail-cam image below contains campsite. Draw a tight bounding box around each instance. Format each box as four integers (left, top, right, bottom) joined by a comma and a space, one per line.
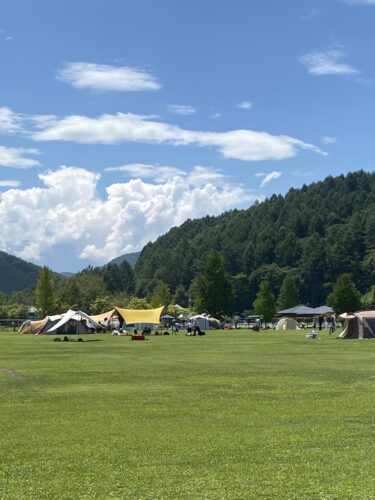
1, 1, 375, 497
1, 326, 375, 499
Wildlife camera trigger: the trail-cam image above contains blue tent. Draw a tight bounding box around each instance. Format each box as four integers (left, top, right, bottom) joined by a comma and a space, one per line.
161, 314, 174, 320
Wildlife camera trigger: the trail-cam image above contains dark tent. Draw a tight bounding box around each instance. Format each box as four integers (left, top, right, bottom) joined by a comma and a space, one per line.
339, 311, 375, 339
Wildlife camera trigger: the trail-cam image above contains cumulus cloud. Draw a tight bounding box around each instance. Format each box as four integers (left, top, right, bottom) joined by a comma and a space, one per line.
31, 111, 326, 161
256, 171, 282, 187
300, 47, 360, 76
0, 146, 41, 168
0, 180, 20, 188
0, 165, 259, 266
56, 62, 161, 92
237, 101, 253, 110
167, 105, 197, 115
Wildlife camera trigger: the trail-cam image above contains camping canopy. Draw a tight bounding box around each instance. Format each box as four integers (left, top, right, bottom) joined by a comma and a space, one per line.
114, 306, 164, 325
277, 305, 334, 317
47, 309, 102, 334
277, 305, 316, 317
339, 311, 375, 339
313, 306, 334, 315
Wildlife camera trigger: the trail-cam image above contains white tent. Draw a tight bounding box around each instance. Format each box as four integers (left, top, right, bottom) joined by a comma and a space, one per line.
47, 309, 102, 334
276, 317, 300, 330
190, 315, 211, 330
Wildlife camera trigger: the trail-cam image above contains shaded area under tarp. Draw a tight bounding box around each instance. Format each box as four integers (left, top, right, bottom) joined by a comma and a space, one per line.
90, 309, 116, 327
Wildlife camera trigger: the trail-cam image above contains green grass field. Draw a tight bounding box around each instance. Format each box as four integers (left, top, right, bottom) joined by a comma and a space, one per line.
1, 329, 375, 499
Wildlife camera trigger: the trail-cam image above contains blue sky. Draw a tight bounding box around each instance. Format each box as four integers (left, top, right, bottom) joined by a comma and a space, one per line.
0, 0, 374, 271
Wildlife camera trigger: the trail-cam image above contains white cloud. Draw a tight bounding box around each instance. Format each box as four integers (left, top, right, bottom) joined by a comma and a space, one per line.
257, 171, 282, 188
105, 163, 186, 182
210, 112, 222, 119
0, 107, 24, 134
343, 0, 375, 4
0, 165, 260, 265
105, 163, 228, 186
300, 47, 360, 76
167, 105, 197, 115
31, 111, 326, 161
237, 101, 253, 110
0, 146, 41, 168
322, 136, 337, 144
56, 62, 161, 92
0, 180, 20, 188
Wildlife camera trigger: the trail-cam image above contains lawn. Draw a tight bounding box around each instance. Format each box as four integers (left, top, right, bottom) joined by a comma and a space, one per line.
1, 329, 375, 499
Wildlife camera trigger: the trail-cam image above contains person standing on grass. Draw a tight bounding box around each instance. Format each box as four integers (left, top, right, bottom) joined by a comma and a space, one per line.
327, 316, 332, 335
318, 315, 324, 331
332, 313, 336, 333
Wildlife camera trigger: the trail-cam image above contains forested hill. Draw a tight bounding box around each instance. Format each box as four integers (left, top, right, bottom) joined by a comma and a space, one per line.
135, 171, 375, 309
108, 251, 140, 268
0, 251, 42, 294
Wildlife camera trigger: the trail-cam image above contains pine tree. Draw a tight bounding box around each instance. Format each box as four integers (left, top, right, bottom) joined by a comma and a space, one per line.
195, 251, 234, 317
253, 280, 276, 323
35, 267, 56, 317
277, 275, 299, 310
327, 274, 361, 314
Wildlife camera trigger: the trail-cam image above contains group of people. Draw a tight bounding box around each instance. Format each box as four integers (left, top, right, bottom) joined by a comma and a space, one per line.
312, 314, 337, 334
307, 313, 337, 339
186, 321, 205, 336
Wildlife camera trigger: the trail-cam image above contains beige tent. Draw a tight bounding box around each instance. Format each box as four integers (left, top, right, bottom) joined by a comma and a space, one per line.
18, 314, 62, 334
339, 311, 375, 339
276, 317, 300, 330
19, 310, 101, 335
90, 309, 116, 327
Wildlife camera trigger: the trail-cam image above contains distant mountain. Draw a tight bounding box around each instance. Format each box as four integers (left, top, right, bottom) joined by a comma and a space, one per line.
60, 272, 75, 277
108, 251, 140, 268
0, 251, 42, 294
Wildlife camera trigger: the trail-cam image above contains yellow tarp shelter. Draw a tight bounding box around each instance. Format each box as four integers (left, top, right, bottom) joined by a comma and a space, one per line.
90, 309, 116, 326
114, 306, 164, 325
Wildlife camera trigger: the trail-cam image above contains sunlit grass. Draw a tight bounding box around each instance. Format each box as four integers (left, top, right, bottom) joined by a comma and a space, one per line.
1, 329, 375, 499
